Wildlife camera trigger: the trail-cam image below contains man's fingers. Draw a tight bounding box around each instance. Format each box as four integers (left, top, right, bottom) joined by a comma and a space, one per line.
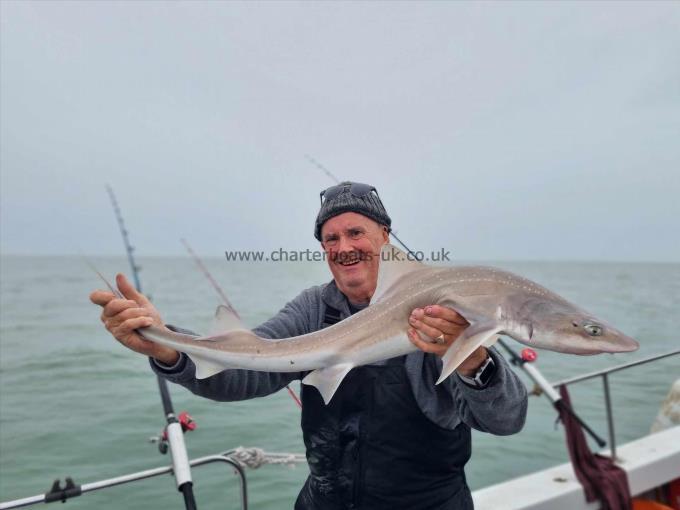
409, 316, 443, 341
407, 328, 445, 355
116, 273, 150, 305
416, 315, 463, 335
102, 298, 139, 318
423, 305, 469, 326
115, 317, 154, 337
101, 305, 147, 329
90, 290, 115, 306
91, 277, 164, 359
116, 307, 153, 322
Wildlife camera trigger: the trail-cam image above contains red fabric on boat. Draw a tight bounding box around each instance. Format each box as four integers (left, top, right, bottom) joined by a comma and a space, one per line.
559, 385, 632, 510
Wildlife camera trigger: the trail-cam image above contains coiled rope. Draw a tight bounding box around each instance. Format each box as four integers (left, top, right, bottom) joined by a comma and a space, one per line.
225, 447, 306, 469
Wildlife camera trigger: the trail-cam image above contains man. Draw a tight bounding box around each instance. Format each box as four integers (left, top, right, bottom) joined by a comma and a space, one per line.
90, 181, 528, 510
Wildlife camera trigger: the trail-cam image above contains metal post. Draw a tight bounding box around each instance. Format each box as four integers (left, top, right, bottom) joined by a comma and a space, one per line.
106, 186, 198, 510
498, 339, 607, 447
602, 373, 617, 461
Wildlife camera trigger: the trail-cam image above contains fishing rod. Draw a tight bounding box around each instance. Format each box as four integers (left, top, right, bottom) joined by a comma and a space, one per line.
305, 156, 607, 447
180, 238, 302, 409
105, 186, 198, 510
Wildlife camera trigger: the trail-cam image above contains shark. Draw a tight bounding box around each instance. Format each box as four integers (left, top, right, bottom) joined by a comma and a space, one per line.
133, 244, 639, 404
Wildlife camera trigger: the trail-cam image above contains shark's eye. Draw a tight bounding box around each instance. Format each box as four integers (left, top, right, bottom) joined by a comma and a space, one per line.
584, 324, 603, 336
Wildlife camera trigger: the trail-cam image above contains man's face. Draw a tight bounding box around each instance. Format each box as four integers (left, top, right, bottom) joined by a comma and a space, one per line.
320, 212, 389, 302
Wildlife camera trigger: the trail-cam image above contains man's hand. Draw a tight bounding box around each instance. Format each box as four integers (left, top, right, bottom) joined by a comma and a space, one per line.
89, 274, 180, 365
407, 305, 488, 377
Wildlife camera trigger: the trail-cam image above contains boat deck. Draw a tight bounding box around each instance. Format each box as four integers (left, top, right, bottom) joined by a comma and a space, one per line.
472, 426, 680, 510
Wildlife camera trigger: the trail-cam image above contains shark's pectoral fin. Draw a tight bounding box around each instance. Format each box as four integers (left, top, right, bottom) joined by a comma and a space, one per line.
484, 334, 501, 347
302, 364, 354, 405
436, 322, 502, 385
187, 353, 229, 379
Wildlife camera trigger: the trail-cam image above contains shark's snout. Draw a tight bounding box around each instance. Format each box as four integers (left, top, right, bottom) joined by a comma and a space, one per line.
600, 334, 639, 353
617, 336, 639, 352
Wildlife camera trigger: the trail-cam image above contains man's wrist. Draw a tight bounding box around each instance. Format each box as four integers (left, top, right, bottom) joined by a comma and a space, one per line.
151, 352, 186, 374
456, 347, 489, 377
457, 356, 496, 388
154, 349, 180, 366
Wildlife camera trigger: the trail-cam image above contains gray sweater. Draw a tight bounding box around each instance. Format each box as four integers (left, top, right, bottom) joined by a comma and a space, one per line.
151, 280, 528, 434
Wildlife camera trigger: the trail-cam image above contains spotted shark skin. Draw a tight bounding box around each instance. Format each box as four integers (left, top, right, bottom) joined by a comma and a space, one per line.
137, 244, 639, 404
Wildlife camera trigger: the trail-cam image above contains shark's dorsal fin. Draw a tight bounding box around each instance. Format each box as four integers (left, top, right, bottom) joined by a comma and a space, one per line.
208, 304, 245, 336
370, 244, 425, 304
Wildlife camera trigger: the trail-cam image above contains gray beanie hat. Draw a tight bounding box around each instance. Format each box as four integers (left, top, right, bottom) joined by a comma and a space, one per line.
314, 181, 392, 240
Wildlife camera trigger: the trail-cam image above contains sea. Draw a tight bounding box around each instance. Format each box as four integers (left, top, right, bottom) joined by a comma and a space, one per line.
1, 255, 678, 509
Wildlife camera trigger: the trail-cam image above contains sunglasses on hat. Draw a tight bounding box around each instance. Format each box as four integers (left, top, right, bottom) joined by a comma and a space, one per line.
319, 182, 381, 205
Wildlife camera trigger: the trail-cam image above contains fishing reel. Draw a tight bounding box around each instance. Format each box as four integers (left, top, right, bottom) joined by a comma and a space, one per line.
149, 411, 197, 454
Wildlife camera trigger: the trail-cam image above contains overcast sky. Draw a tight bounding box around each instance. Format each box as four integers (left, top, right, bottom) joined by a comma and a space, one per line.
1, 1, 678, 261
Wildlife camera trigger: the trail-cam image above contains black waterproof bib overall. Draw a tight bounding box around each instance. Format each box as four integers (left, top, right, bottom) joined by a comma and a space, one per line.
294, 350, 474, 510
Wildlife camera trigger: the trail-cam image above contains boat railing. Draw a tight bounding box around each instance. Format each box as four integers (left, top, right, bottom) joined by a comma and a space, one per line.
546, 348, 680, 461
0, 448, 307, 510
2, 350, 677, 509
0, 454, 246, 510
